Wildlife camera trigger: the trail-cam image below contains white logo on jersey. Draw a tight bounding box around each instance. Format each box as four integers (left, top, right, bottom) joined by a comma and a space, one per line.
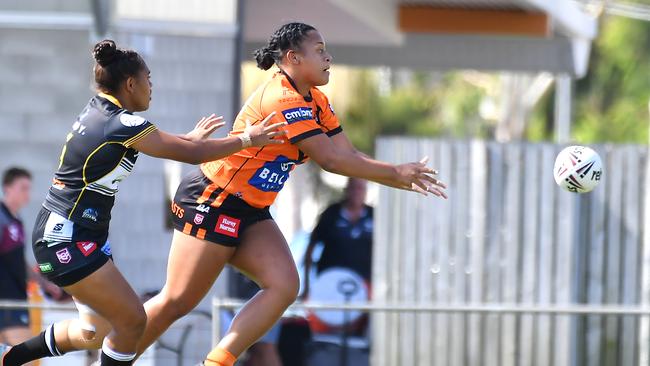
43, 212, 74, 243
196, 204, 211, 213
8, 224, 20, 241
72, 121, 87, 135
120, 114, 147, 127
86, 155, 133, 197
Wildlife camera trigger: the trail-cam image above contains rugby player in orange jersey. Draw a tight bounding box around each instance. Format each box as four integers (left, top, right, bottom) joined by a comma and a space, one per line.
136, 22, 448, 366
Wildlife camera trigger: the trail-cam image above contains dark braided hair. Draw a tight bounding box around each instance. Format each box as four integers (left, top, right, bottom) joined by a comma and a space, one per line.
253, 22, 317, 70
93, 39, 146, 93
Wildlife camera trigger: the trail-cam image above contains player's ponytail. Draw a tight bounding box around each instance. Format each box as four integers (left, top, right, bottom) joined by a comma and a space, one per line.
253, 22, 317, 70
93, 40, 119, 67
254, 46, 276, 70
93, 39, 146, 93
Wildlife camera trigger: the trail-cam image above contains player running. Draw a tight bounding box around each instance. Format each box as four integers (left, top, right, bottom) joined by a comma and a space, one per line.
135, 22, 448, 366
0, 39, 285, 366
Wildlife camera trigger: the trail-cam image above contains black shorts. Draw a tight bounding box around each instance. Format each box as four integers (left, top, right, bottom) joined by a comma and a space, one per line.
171, 169, 273, 246
0, 308, 29, 330
32, 207, 112, 287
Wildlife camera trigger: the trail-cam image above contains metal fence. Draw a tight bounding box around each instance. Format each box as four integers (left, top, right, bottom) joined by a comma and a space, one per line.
373, 138, 649, 366
0, 300, 211, 366
211, 299, 650, 366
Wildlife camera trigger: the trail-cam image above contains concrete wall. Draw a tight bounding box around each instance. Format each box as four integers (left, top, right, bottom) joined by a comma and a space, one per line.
0, 0, 90, 12
0, 2, 237, 364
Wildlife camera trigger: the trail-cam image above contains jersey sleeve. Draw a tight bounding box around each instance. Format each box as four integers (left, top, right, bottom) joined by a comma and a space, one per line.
263, 97, 324, 145
106, 112, 158, 148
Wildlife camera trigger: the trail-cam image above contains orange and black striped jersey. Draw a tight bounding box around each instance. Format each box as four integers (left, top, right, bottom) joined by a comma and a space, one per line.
201, 71, 342, 208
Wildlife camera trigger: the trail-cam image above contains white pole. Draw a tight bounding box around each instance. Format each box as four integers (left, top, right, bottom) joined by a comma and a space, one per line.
639, 99, 650, 366
554, 74, 572, 143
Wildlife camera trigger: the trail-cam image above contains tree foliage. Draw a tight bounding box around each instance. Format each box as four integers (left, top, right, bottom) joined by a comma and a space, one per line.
571, 16, 650, 144
343, 71, 485, 154
341, 16, 650, 148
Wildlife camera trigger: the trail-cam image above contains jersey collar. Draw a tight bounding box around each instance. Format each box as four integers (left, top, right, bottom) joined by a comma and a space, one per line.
278, 70, 313, 102
97, 92, 123, 108
340, 204, 369, 223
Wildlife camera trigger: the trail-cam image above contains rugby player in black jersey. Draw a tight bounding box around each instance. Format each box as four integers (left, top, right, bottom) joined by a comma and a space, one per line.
0, 40, 286, 366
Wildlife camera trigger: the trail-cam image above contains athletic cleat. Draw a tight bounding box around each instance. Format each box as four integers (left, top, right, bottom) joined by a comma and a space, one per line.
0, 343, 11, 366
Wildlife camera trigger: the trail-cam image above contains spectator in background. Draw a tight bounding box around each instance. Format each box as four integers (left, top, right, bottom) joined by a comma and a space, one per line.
0, 167, 64, 361
0, 167, 33, 346
303, 178, 373, 295
296, 178, 373, 366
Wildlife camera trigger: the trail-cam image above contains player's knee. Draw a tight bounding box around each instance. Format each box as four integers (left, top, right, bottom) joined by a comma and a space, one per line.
80, 328, 101, 347
80, 324, 97, 341
272, 268, 300, 305
115, 305, 147, 337
131, 308, 148, 334
160, 294, 196, 320
73, 319, 105, 348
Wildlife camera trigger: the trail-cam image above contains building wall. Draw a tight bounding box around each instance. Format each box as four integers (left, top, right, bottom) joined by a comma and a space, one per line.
0, 1, 237, 364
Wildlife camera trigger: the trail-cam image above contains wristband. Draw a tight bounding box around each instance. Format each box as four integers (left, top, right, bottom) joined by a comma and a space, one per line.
238, 132, 252, 148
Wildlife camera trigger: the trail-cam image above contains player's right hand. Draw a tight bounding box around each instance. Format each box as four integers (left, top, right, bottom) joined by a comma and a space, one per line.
245, 112, 288, 147
186, 114, 225, 142
395, 156, 448, 199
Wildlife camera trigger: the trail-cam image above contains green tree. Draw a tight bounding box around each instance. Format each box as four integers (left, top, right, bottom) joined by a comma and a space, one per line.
573, 16, 650, 143
343, 70, 484, 154
527, 15, 650, 143
343, 15, 650, 147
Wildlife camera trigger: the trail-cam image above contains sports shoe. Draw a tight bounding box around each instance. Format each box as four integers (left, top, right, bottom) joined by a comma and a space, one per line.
0, 343, 11, 366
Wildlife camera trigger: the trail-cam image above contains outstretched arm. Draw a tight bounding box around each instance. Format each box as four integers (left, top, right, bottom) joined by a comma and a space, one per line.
296, 132, 447, 198
133, 112, 286, 164
328, 133, 445, 193
176, 114, 226, 142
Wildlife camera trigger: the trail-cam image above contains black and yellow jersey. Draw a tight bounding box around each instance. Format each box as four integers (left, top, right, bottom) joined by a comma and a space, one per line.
43, 93, 157, 230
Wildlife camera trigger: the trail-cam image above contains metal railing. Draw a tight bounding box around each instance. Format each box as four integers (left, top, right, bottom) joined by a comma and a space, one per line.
0, 300, 77, 311
0, 300, 211, 366
6, 299, 650, 365
211, 297, 650, 346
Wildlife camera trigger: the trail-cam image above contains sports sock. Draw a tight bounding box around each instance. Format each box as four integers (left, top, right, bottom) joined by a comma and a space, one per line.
3, 324, 63, 366
99, 339, 136, 366
204, 347, 236, 366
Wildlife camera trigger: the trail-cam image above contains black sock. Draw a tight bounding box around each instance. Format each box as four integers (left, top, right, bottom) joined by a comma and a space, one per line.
99, 342, 136, 366
3, 324, 63, 366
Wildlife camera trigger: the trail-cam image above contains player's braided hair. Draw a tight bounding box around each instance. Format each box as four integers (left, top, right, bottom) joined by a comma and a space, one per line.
93, 39, 146, 93
254, 22, 317, 70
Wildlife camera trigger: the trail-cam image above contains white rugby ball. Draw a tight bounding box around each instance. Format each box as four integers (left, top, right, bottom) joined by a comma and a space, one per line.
553, 146, 603, 193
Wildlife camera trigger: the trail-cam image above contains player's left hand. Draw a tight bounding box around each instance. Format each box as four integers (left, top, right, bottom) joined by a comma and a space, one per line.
186, 114, 226, 141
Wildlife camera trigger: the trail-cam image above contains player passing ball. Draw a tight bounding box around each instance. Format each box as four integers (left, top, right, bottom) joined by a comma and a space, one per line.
134, 22, 447, 366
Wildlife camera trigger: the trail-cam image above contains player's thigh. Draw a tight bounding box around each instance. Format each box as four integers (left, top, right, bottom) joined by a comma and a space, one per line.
62, 260, 143, 328
228, 220, 298, 292
160, 230, 235, 307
